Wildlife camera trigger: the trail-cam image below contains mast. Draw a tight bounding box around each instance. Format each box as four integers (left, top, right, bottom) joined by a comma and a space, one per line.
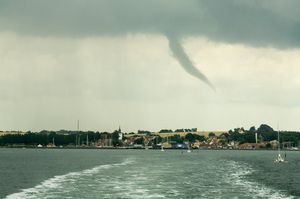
278, 129, 280, 153
75, 134, 77, 147
86, 133, 89, 146
77, 120, 79, 133
255, 132, 258, 144
277, 123, 280, 154
275, 123, 285, 162
77, 120, 80, 147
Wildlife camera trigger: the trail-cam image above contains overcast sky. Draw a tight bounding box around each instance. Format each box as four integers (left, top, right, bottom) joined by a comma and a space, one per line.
1, 0, 300, 132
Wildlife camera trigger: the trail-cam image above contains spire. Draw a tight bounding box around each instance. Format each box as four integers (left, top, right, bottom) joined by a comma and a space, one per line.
118, 125, 123, 141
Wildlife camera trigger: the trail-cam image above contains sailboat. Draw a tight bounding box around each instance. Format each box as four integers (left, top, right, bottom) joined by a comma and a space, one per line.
274, 128, 285, 163
159, 136, 165, 151
187, 142, 192, 153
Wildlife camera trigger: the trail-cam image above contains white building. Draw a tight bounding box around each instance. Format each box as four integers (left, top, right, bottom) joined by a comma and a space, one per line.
118, 126, 123, 140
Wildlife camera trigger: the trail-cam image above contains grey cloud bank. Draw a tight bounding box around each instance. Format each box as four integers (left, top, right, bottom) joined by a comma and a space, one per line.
1, 1, 300, 131
1, 0, 300, 88
0, 0, 300, 48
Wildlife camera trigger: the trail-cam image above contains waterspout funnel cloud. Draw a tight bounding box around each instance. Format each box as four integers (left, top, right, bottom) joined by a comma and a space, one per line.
166, 34, 215, 91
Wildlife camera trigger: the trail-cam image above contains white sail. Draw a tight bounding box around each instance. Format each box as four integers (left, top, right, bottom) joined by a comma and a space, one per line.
275, 127, 285, 163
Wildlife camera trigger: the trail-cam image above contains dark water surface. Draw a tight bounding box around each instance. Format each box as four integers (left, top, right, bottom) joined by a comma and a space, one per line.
0, 149, 299, 198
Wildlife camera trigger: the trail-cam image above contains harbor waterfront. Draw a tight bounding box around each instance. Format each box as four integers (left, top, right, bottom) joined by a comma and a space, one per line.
0, 149, 299, 198
1, 124, 300, 151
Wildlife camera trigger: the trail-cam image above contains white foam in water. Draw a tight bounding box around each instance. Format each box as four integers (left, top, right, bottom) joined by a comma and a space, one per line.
100, 168, 167, 199
5, 158, 134, 199
226, 160, 295, 199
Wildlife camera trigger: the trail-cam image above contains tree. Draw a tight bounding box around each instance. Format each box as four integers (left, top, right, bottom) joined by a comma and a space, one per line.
243, 131, 256, 143
257, 124, 274, 133
111, 130, 120, 147
185, 133, 196, 142
249, 126, 256, 133
133, 137, 144, 145
257, 124, 276, 142
228, 130, 244, 143
194, 134, 206, 142
152, 136, 162, 145
208, 132, 216, 138
159, 129, 173, 133
170, 135, 184, 143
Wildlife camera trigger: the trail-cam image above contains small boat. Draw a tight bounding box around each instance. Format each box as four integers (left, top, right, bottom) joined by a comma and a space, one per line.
187, 142, 192, 153
275, 153, 284, 163
274, 128, 285, 163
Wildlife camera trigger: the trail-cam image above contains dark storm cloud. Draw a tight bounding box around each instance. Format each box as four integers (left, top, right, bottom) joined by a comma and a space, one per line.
0, 0, 299, 47
1, 0, 299, 88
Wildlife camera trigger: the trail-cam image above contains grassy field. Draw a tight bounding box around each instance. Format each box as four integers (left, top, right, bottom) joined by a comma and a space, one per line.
153, 131, 226, 138
124, 131, 227, 138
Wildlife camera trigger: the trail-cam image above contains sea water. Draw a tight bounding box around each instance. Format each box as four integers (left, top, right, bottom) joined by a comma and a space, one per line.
0, 149, 299, 198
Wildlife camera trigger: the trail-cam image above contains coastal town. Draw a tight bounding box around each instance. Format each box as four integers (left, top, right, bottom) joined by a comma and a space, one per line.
1, 124, 299, 150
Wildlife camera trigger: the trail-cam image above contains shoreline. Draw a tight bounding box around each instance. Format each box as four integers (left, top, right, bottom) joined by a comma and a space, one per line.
0, 146, 298, 151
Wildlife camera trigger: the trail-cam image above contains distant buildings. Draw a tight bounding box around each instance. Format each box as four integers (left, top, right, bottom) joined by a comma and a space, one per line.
0, 131, 25, 136
1, 125, 299, 150
239, 143, 266, 150
97, 134, 112, 147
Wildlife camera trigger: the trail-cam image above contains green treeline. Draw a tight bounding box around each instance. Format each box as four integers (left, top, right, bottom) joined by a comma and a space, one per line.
0, 130, 121, 147
1, 124, 300, 147
225, 124, 300, 145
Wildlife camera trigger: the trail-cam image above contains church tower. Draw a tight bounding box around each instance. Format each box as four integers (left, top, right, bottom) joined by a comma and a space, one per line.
118, 126, 123, 140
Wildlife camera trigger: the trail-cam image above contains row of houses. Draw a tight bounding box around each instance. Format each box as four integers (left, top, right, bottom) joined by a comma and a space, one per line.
121, 132, 298, 150
1, 129, 298, 150
0, 131, 26, 136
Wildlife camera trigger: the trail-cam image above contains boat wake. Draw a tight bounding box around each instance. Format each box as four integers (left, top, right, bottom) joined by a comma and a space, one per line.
225, 160, 295, 199
5, 156, 296, 199
5, 158, 134, 199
